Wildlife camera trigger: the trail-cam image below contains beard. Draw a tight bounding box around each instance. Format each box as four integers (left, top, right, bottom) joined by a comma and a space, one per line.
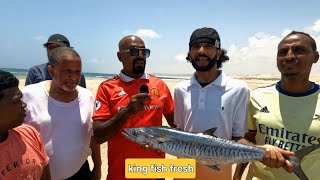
61, 85, 77, 92
61, 84, 77, 92
191, 55, 218, 72
132, 58, 146, 74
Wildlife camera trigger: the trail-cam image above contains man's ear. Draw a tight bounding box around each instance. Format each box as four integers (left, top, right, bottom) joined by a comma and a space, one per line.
314, 51, 319, 63
186, 53, 190, 62
117, 51, 122, 62
47, 64, 54, 78
216, 49, 222, 60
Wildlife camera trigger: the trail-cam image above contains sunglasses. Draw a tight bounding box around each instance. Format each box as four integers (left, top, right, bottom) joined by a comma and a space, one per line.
121, 47, 151, 58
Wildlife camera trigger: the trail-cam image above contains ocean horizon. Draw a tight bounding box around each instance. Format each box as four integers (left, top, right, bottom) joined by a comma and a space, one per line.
0, 67, 191, 81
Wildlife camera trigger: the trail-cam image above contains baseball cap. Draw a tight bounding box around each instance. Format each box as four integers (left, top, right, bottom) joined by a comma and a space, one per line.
43, 34, 70, 47
189, 27, 221, 49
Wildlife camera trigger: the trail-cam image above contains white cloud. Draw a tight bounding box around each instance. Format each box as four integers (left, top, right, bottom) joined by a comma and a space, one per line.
122, 29, 161, 39
32, 35, 46, 41
224, 32, 283, 75
84, 58, 105, 64
226, 32, 280, 65
135, 29, 161, 39
281, 29, 292, 37
174, 53, 187, 62
223, 20, 320, 75
305, 19, 320, 34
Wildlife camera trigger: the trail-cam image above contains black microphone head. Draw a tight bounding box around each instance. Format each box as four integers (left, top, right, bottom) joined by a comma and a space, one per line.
139, 84, 149, 93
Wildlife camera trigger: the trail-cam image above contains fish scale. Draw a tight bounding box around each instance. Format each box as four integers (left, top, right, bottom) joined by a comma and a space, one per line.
160, 139, 264, 164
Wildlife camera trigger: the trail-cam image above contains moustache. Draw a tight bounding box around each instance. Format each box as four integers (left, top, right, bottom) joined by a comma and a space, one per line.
133, 57, 145, 62
195, 55, 210, 61
283, 59, 298, 65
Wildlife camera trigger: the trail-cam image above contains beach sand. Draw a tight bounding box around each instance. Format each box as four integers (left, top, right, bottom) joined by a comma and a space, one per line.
17, 74, 320, 180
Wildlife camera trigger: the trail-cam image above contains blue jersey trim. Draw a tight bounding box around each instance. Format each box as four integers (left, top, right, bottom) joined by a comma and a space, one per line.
276, 81, 319, 97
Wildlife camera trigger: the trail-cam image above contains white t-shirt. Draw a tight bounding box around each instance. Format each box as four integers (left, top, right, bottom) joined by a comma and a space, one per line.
22, 81, 93, 180
174, 71, 249, 139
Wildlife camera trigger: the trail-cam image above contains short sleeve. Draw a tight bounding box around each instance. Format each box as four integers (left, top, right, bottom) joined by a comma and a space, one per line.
162, 83, 174, 115
92, 84, 112, 121
247, 98, 258, 131
25, 68, 36, 86
21, 125, 49, 167
231, 85, 250, 137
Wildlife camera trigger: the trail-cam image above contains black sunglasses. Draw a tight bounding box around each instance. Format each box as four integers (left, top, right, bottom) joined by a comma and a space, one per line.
121, 47, 151, 58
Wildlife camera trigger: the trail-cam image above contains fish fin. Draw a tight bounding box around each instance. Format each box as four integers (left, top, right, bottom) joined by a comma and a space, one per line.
202, 127, 217, 136
294, 144, 320, 160
292, 165, 308, 180
206, 165, 220, 171
156, 137, 173, 142
288, 144, 320, 180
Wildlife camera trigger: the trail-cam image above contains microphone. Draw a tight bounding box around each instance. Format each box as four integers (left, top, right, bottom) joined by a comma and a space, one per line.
139, 84, 149, 93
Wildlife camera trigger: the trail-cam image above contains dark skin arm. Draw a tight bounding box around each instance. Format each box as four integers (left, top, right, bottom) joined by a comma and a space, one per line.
90, 137, 101, 180
93, 93, 151, 144
40, 164, 51, 180
233, 132, 295, 180
232, 136, 252, 180
164, 112, 175, 128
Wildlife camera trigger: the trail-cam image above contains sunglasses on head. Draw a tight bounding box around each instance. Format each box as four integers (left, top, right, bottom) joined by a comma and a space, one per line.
122, 47, 151, 58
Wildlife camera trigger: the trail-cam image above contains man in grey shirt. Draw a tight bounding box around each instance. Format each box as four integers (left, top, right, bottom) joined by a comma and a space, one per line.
25, 34, 86, 87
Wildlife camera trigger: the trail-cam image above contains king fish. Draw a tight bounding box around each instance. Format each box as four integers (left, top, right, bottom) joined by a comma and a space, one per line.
122, 126, 320, 180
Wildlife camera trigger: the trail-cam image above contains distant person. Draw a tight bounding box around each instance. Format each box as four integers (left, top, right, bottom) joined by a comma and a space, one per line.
234, 31, 320, 179
173, 27, 250, 179
22, 47, 101, 179
25, 34, 86, 88
0, 70, 50, 180
92, 35, 174, 180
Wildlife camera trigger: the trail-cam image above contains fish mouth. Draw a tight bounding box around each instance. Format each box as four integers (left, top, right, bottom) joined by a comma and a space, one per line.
122, 128, 139, 142
122, 128, 132, 138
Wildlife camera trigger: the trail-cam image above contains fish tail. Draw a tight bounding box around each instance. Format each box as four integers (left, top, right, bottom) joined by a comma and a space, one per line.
289, 144, 320, 180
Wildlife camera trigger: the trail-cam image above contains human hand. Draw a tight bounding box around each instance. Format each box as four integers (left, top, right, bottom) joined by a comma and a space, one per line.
260, 144, 295, 172
142, 144, 163, 156
126, 93, 151, 115
91, 166, 101, 180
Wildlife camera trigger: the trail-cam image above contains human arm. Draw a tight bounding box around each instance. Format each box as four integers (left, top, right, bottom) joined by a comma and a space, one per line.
232, 136, 252, 180
233, 132, 295, 180
259, 144, 295, 171
93, 93, 151, 144
162, 82, 175, 128
40, 164, 51, 180
173, 86, 183, 129
90, 136, 101, 180
164, 112, 175, 128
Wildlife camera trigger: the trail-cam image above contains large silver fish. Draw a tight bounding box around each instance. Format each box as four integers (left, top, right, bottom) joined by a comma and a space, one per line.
122, 126, 320, 180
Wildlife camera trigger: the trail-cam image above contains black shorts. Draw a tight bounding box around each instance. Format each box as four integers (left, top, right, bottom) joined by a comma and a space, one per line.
65, 160, 91, 180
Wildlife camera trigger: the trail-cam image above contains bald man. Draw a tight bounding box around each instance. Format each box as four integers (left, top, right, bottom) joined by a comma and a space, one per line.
92, 35, 174, 180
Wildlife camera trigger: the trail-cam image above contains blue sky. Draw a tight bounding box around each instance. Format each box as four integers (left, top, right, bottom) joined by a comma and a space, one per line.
1, 1, 320, 75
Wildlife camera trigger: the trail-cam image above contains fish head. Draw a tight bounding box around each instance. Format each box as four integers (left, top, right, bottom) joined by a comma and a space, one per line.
122, 126, 173, 145
122, 127, 155, 145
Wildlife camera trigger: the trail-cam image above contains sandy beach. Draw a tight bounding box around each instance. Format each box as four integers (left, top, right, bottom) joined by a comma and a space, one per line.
16, 74, 320, 179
